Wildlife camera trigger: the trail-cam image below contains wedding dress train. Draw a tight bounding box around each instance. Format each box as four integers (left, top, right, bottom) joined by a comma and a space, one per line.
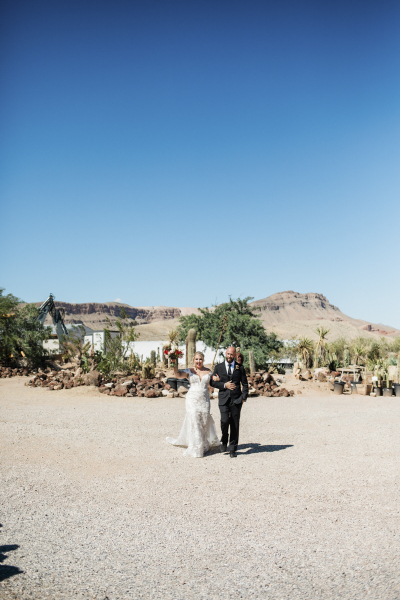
166, 369, 220, 458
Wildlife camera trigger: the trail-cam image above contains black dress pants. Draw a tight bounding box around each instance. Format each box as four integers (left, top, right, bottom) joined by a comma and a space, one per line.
219, 401, 242, 450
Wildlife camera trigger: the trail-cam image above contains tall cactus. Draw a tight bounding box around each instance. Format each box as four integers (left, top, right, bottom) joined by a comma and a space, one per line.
248, 350, 255, 375
344, 345, 350, 367
150, 350, 156, 366
187, 329, 197, 366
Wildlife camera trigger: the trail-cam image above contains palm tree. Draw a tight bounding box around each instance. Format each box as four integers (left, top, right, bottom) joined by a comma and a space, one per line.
297, 337, 315, 368
314, 326, 330, 366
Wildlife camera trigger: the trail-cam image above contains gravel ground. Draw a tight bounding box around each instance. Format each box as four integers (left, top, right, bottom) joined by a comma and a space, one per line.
1, 377, 399, 600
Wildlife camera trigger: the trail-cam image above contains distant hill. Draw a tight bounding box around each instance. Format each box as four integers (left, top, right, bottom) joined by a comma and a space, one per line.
34, 293, 399, 341
249, 291, 400, 341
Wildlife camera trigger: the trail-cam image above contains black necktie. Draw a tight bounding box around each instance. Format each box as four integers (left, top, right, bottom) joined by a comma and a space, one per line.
228, 364, 232, 379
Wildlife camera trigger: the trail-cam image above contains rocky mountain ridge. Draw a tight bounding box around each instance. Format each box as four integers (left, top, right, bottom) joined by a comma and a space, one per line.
34, 292, 399, 340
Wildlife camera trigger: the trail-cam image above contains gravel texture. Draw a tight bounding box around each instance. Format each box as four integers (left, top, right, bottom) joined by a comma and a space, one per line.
1, 377, 400, 600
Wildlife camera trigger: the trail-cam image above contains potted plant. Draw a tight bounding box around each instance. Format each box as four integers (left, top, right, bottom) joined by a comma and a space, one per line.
373, 359, 387, 396
383, 371, 393, 397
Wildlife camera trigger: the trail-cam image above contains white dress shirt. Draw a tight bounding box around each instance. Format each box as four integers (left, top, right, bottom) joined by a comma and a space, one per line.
224, 360, 235, 388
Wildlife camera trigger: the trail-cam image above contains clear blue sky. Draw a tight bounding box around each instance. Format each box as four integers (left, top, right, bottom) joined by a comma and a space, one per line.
1, 0, 399, 327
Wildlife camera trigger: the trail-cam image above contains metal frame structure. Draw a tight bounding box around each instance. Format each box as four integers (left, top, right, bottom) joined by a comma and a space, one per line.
37, 294, 68, 342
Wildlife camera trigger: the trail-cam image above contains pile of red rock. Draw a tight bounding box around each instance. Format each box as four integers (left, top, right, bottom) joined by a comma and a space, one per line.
247, 371, 295, 397
18, 364, 295, 399
25, 367, 102, 390
24, 364, 172, 398
99, 373, 168, 398
1, 366, 32, 378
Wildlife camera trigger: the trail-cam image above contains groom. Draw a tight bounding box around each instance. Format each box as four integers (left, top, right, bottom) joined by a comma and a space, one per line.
210, 346, 248, 458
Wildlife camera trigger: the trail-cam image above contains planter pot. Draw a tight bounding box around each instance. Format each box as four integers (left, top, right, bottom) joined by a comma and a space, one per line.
373, 386, 382, 396
350, 381, 359, 394
382, 387, 393, 397
334, 381, 345, 395
393, 383, 400, 398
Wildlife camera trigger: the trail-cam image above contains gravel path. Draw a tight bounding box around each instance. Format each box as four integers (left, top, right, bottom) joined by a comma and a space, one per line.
1, 377, 399, 599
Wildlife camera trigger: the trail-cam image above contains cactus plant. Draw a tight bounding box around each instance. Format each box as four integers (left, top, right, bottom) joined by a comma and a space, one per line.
344, 345, 350, 367
150, 350, 156, 366
187, 329, 197, 366
142, 360, 154, 379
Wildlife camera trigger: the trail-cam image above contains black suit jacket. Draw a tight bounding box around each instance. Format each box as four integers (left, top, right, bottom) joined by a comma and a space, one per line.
210, 361, 249, 406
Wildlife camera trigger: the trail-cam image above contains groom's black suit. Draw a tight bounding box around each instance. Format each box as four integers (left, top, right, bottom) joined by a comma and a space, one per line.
210, 361, 248, 451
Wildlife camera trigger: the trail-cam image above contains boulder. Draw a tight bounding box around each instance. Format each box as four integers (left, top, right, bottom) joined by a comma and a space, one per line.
177, 386, 188, 395
82, 371, 101, 387
114, 387, 127, 396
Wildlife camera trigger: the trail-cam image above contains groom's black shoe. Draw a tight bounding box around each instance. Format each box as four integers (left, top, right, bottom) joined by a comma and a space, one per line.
230, 450, 237, 458
220, 444, 228, 453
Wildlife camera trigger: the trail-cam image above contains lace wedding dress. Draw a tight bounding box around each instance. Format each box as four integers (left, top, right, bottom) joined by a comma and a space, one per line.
166, 369, 220, 458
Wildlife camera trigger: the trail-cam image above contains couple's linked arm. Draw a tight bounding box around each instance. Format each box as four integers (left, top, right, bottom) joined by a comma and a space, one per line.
210, 366, 225, 391
210, 366, 249, 402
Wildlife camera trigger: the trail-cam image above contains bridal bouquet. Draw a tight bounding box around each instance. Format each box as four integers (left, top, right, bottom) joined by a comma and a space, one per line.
164, 346, 183, 368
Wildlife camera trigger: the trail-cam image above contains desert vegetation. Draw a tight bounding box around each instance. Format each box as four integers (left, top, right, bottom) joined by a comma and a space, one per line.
0, 288, 51, 368
178, 296, 284, 370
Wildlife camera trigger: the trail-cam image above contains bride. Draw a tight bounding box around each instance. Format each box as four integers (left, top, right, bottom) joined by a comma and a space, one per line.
166, 351, 221, 458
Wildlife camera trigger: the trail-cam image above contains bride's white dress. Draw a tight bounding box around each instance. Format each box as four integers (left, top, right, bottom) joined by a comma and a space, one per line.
166, 369, 220, 458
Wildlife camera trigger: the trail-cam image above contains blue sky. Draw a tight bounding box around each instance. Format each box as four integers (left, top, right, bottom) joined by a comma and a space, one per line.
1, 0, 399, 327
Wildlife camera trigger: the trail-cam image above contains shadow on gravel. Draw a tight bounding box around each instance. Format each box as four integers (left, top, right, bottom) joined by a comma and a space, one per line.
236, 443, 293, 455
0, 544, 23, 582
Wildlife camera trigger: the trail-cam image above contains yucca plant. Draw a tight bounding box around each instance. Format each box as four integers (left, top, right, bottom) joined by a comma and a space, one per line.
374, 358, 387, 387
314, 326, 330, 366
297, 337, 314, 368
351, 343, 367, 366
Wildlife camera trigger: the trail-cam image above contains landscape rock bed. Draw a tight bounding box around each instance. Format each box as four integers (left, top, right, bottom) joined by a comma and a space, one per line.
0, 366, 33, 378
247, 371, 295, 397
21, 364, 296, 398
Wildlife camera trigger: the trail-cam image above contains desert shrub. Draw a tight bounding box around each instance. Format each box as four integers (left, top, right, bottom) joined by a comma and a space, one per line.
96, 308, 139, 377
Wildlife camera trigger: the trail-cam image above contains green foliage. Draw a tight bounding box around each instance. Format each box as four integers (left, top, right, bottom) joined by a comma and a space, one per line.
0, 288, 51, 367
178, 297, 283, 369
296, 337, 314, 368
350, 339, 368, 366
267, 362, 286, 375
61, 325, 91, 368
142, 359, 155, 379
314, 326, 330, 367
367, 342, 380, 363
96, 312, 140, 377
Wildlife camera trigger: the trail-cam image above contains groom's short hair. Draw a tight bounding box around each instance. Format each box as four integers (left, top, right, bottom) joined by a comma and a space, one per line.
226, 346, 236, 354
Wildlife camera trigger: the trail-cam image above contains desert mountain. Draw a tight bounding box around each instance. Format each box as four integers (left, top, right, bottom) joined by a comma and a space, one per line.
36, 301, 199, 337
36, 292, 399, 341
250, 292, 399, 341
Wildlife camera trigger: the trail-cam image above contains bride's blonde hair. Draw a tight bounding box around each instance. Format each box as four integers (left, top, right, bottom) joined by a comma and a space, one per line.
193, 351, 205, 362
